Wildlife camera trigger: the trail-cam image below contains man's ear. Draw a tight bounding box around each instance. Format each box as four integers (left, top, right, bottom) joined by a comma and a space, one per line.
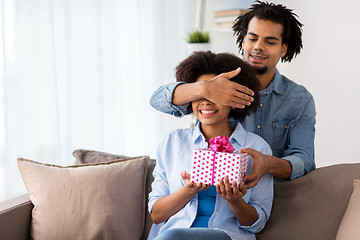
281, 43, 288, 57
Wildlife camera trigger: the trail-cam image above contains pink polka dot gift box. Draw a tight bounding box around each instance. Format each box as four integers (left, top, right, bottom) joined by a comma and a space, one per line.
190, 136, 248, 187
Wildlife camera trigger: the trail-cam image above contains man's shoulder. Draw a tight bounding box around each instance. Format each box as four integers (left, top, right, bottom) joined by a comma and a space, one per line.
279, 74, 313, 100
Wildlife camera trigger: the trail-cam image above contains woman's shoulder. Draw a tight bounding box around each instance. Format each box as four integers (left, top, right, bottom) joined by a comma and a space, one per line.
245, 131, 272, 155
160, 127, 194, 143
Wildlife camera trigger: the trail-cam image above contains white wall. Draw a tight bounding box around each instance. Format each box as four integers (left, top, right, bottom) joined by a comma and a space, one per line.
196, 0, 360, 168
276, 0, 360, 167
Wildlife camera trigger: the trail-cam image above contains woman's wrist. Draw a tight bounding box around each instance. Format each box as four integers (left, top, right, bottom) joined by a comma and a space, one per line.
181, 184, 198, 197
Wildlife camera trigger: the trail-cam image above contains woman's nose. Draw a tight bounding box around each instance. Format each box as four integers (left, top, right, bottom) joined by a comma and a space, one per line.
200, 99, 213, 105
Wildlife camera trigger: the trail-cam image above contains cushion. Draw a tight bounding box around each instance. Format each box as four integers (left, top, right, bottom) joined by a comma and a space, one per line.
335, 180, 360, 240
73, 149, 156, 239
73, 149, 128, 165
18, 156, 150, 240
256, 163, 360, 240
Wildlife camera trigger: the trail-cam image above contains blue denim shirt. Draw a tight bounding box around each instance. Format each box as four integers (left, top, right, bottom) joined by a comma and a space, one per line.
150, 69, 316, 179
148, 122, 273, 240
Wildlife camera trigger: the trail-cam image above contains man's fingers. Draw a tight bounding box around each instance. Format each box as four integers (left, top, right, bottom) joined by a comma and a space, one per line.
244, 181, 257, 189
224, 88, 254, 108
243, 172, 256, 182
234, 83, 255, 97
241, 147, 258, 157
219, 67, 241, 79
238, 183, 247, 195
229, 94, 253, 106
243, 173, 257, 189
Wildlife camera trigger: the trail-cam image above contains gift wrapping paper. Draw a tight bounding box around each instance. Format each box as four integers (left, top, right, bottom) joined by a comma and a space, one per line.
190, 149, 248, 186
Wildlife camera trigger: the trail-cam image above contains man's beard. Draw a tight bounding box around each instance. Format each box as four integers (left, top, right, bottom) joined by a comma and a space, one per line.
253, 66, 268, 75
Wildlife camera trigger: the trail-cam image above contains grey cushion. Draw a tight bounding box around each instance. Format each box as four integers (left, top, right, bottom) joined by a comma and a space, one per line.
73, 149, 128, 165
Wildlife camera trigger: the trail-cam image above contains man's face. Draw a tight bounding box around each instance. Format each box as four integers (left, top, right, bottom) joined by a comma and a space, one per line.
242, 17, 288, 75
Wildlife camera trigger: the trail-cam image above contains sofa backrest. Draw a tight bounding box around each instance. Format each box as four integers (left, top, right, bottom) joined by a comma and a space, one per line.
257, 163, 360, 240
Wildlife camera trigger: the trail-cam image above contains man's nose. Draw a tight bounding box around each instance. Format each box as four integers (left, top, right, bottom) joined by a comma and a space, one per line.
254, 39, 264, 51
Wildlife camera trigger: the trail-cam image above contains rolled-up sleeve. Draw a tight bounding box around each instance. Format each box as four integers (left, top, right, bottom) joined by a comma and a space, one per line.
240, 173, 273, 233
240, 144, 273, 233
283, 155, 305, 179
282, 94, 316, 179
149, 82, 190, 117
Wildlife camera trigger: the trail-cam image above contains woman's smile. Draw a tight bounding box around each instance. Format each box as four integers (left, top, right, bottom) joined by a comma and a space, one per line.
199, 109, 218, 117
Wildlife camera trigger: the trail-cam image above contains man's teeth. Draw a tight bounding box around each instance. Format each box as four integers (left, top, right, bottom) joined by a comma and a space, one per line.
253, 55, 266, 59
200, 110, 216, 114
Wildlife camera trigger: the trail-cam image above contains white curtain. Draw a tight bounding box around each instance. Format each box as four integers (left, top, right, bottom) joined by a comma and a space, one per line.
0, 0, 194, 201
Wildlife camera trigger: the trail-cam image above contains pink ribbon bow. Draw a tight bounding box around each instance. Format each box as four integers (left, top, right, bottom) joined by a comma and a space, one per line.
209, 136, 235, 153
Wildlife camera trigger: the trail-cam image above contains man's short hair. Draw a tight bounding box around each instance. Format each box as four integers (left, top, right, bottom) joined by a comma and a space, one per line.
175, 51, 260, 121
233, 0, 303, 62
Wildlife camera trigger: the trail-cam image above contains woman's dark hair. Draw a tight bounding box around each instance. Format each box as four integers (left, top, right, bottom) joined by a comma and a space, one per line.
175, 51, 260, 121
233, 0, 303, 62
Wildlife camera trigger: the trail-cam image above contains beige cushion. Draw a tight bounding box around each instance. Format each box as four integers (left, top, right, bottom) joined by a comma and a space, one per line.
336, 180, 360, 240
73, 149, 156, 240
18, 156, 150, 240
257, 163, 360, 240
73, 149, 128, 165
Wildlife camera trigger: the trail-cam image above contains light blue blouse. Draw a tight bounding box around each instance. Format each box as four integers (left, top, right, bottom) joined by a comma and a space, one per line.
148, 122, 273, 240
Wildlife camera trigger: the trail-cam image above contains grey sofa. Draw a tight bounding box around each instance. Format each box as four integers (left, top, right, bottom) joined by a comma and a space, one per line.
1, 153, 359, 240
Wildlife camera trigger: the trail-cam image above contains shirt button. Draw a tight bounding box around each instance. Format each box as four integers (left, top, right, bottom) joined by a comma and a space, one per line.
285, 125, 288, 129
257, 125, 261, 129
215, 211, 219, 215
260, 104, 263, 107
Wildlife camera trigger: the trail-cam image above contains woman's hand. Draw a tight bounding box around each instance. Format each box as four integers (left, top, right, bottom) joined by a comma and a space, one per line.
216, 176, 258, 226
181, 171, 210, 193
216, 176, 247, 203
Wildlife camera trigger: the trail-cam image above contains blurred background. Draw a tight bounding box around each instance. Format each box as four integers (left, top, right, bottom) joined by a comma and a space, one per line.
1, 0, 359, 201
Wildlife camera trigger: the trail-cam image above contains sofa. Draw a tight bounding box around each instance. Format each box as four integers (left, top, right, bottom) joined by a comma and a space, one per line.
0, 149, 359, 240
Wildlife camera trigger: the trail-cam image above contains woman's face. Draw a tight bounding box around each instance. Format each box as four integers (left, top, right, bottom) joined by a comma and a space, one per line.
191, 74, 231, 127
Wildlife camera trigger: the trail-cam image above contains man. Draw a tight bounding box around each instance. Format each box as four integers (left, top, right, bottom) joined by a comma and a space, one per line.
150, 1, 316, 188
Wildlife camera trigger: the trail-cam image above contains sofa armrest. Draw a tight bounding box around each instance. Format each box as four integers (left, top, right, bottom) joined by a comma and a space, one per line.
0, 194, 33, 240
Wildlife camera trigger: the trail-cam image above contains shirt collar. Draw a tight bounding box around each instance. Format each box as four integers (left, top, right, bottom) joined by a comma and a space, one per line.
192, 122, 205, 144
192, 121, 247, 148
229, 122, 247, 147
263, 69, 284, 95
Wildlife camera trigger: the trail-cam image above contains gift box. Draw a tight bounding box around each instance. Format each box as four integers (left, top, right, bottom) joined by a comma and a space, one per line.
190, 136, 248, 186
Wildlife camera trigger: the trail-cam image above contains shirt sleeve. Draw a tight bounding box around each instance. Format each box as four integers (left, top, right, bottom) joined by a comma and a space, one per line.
149, 82, 191, 117
241, 173, 273, 233
282, 94, 316, 179
148, 136, 171, 213
240, 141, 274, 233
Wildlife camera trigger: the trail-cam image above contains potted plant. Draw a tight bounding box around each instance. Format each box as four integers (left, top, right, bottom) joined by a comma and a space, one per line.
187, 29, 211, 54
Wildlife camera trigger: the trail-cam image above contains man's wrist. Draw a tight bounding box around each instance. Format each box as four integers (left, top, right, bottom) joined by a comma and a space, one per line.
267, 155, 292, 179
